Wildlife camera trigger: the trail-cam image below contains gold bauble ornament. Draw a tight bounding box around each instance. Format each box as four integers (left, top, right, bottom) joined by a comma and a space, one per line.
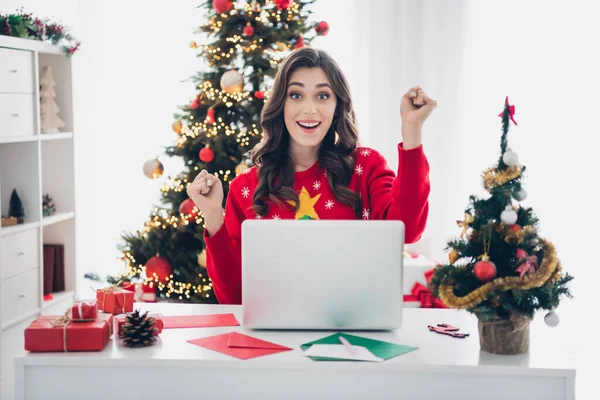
143, 158, 164, 179
197, 250, 207, 268
276, 42, 287, 52
220, 70, 244, 94
449, 250, 459, 264
172, 120, 183, 134
235, 162, 250, 175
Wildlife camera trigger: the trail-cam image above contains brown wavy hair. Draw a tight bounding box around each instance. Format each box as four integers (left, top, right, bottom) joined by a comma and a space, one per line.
251, 47, 361, 217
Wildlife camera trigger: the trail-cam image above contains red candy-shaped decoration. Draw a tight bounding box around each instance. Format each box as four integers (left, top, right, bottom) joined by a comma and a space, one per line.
204, 108, 215, 124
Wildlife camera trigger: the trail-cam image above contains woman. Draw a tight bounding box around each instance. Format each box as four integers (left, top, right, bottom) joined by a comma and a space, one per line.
188, 47, 436, 304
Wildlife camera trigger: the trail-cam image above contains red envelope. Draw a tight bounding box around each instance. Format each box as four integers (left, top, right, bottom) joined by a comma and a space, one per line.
188, 332, 292, 360
160, 314, 239, 329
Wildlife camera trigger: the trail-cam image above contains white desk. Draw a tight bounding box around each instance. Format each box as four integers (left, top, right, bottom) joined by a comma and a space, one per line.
15, 304, 576, 400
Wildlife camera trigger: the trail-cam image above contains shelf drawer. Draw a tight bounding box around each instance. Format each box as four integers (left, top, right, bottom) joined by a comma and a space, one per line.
0, 47, 34, 94
1, 228, 38, 280
0, 93, 36, 138
1, 268, 40, 326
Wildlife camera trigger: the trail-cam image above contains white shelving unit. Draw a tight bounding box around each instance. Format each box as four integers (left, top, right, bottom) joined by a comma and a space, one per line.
0, 35, 77, 399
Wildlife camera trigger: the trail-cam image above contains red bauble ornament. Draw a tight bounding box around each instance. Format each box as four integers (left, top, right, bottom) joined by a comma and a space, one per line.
200, 146, 215, 163
510, 224, 522, 232
275, 0, 292, 10
254, 91, 265, 99
204, 108, 215, 124
243, 23, 254, 37
473, 259, 497, 282
190, 97, 200, 109
295, 36, 305, 49
212, 0, 233, 13
145, 256, 173, 283
179, 198, 199, 217
315, 21, 330, 36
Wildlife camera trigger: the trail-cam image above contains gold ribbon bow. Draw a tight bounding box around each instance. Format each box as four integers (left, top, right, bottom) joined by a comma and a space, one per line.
456, 213, 474, 238
50, 308, 73, 352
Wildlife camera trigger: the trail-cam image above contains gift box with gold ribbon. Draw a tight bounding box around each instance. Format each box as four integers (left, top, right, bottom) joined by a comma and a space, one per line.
24, 313, 113, 352
96, 286, 134, 315
71, 300, 97, 321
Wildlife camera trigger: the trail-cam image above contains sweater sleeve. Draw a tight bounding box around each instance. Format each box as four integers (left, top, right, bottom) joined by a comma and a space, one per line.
203, 178, 246, 305
367, 143, 430, 243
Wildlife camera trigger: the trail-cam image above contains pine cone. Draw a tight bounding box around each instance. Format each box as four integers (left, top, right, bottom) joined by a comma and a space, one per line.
120, 309, 157, 347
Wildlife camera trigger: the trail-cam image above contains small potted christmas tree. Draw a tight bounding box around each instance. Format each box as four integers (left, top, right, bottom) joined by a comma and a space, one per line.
9, 189, 25, 224
429, 98, 573, 355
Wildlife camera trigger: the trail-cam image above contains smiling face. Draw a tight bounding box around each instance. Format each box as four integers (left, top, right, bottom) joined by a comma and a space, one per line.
283, 67, 337, 152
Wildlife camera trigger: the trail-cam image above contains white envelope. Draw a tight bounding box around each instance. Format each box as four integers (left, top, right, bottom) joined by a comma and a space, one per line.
302, 344, 384, 362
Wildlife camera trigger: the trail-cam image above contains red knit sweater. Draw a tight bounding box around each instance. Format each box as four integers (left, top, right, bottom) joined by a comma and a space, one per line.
204, 143, 430, 304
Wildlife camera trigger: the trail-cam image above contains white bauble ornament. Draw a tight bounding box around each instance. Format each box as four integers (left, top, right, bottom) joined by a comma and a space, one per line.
500, 206, 518, 225
502, 149, 519, 166
544, 310, 560, 327
220, 70, 244, 94
143, 158, 164, 179
514, 188, 528, 201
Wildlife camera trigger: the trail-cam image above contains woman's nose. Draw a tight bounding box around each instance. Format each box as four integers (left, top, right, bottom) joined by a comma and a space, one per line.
303, 101, 317, 115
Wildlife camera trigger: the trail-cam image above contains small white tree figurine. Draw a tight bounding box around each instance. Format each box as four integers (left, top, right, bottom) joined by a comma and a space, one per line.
39, 65, 65, 133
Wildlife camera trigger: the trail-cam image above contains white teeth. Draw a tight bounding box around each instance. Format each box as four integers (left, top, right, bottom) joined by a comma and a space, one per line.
298, 122, 320, 128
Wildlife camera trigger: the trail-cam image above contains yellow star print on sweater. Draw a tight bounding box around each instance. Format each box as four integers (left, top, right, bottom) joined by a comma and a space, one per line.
287, 187, 321, 220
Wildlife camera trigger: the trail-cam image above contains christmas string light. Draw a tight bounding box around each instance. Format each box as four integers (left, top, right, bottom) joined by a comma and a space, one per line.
176, 123, 260, 145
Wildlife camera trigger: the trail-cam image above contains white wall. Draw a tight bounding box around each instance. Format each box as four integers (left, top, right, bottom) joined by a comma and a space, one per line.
72, 1, 204, 294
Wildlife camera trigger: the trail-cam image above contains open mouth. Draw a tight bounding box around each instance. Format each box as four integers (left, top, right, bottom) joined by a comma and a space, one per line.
297, 121, 321, 134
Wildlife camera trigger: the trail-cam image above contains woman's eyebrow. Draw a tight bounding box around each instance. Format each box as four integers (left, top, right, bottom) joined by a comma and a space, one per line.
287, 82, 332, 89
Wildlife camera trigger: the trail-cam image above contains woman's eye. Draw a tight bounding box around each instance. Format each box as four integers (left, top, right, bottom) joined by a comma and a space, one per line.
289, 92, 301, 100
318, 93, 330, 100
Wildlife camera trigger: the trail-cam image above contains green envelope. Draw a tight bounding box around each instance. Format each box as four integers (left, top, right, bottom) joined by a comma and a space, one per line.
300, 332, 418, 361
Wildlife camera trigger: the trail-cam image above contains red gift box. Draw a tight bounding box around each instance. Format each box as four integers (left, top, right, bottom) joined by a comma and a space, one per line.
71, 300, 97, 321
24, 313, 113, 352
116, 314, 163, 337
402, 269, 447, 309
96, 287, 134, 314
121, 282, 135, 292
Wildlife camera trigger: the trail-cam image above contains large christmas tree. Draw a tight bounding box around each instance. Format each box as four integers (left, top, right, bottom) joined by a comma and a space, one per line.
430, 98, 573, 346
113, 0, 328, 303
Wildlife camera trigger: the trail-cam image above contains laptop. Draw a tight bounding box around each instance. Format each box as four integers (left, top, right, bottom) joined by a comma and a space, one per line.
241, 219, 404, 330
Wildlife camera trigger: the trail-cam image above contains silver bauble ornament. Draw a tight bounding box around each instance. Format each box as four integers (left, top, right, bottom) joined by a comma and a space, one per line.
220, 70, 244, 94
500, 206, 518, 225
143, 158, 164, 179
544, 310, 560, 327
514, 188, 528, 201
502, 149, 519, 166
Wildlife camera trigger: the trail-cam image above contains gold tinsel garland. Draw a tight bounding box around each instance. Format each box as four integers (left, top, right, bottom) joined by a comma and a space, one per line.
482, 165, 522, 191
495, 224, 537, 245
438, 240, 560, 309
